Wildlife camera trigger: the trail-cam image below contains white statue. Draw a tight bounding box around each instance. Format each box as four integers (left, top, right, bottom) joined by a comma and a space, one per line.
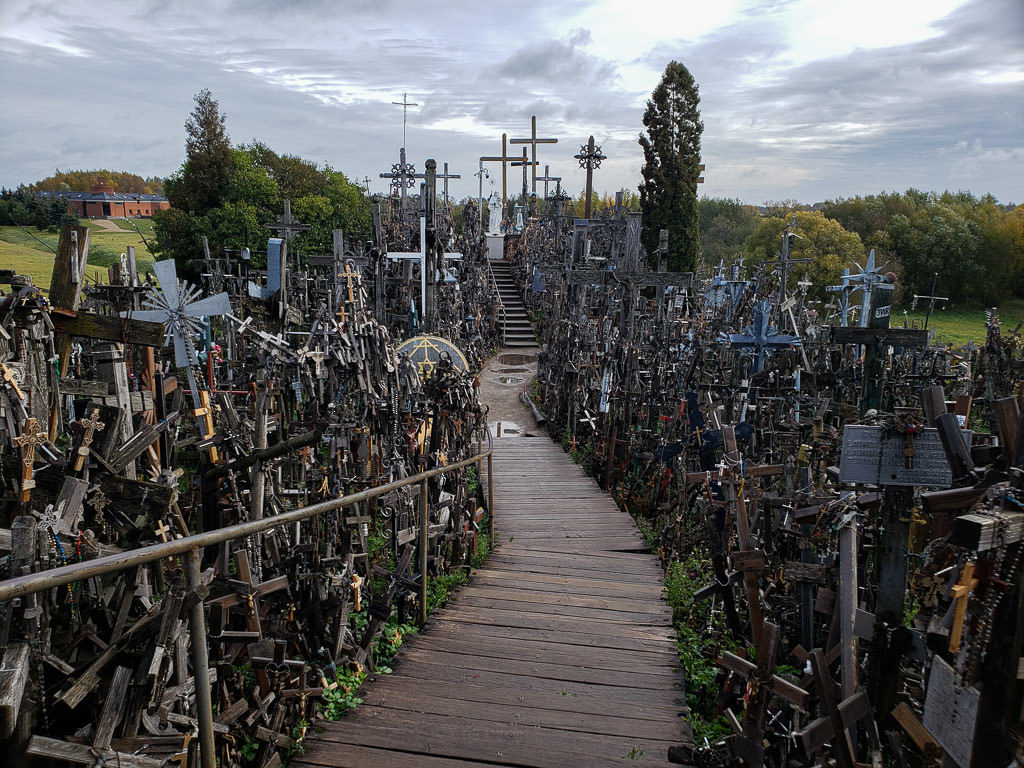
487, 191, 503, 235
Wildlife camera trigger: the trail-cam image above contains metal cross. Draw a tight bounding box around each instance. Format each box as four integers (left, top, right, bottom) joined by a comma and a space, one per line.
435, 162, 461, 207
266, 200, 311, 245
726, 300, 801, 374
911, 272, 948, 329
845, 249, 893, 328
391, 91, 419, 149
574, 136, 606, 220
379, 147, 426, 209
767, 221, 812, 325
536, 164, 562, 201
510, 115, 558, 196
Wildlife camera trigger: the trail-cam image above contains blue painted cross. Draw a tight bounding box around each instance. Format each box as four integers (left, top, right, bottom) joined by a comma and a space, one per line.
726, 300, 801, 374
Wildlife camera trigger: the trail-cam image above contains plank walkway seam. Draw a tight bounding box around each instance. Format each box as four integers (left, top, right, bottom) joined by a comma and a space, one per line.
293, 438, 685, 767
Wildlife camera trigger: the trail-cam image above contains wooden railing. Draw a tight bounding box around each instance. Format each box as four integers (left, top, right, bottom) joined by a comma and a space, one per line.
0, 450, 494, 768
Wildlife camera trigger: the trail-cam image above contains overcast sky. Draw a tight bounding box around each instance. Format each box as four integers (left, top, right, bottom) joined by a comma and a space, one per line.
1, 0, 1021, 205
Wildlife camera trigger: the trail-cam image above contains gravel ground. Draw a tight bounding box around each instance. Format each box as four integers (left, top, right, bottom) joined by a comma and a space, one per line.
477, 345, 545, 438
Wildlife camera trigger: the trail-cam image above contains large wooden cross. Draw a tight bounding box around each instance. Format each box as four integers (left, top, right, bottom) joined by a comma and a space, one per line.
510, 115, 558, 196
480, 133, 523, 210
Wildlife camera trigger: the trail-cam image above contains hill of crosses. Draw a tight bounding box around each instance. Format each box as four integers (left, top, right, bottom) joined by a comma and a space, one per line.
0, 99, 1022, 768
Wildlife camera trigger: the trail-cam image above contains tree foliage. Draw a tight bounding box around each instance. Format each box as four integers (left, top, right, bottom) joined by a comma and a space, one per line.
699, 197, 761, 268
743, 210, 864, 299
153, 91, 370, 275
639, 60, 703, 272
822, 190, 1022, 304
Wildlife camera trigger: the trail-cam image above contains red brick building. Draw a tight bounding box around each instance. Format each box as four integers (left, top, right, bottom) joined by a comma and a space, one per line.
38, 179, 170, 218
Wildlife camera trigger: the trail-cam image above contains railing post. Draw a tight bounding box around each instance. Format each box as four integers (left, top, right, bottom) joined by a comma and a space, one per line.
418, 480, 429, 625
487, 452, 495, 544
185, 547, 216, 768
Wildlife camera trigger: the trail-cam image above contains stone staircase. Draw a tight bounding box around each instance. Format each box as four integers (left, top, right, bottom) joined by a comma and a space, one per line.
489, 259, 535, 347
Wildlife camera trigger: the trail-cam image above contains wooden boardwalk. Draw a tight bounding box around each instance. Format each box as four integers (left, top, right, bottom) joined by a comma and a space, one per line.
294, 438, 685, 767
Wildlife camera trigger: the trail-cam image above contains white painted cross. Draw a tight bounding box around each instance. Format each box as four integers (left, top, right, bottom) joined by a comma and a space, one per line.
385, 216, 463, 319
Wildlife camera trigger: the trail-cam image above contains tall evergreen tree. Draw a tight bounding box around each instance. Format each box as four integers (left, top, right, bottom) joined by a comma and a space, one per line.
165, 89, 232, 215
638, 61, 703, 272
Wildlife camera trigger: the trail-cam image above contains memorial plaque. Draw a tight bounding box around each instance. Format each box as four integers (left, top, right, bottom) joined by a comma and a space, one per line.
922, 656, 978, 767
839, 425, 971, 487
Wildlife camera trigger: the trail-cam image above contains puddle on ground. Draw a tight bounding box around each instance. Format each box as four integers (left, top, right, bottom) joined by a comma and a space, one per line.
498, 353, 537, 365
498, 376, 526, 385
499, 367, 530, 373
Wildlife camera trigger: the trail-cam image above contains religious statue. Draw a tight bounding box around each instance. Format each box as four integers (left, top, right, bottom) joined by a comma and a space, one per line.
487, 191, 503, 235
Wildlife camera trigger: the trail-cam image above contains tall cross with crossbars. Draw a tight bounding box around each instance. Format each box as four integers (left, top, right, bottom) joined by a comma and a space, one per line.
480, 133, 522, 210
510, 115, 558, 196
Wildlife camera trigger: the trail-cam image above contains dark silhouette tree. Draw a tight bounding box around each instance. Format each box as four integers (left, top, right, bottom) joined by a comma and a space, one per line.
638, 61, 703, 272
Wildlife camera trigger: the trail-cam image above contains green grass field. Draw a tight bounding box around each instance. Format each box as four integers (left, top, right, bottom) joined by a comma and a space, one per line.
901, 299, 1024, 348
0, 222, 155, 291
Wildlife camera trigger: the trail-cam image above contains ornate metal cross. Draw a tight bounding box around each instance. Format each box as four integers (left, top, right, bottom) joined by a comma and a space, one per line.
574, 135, 606, 219
726, 300, 801, 374
379, 147, 426, 209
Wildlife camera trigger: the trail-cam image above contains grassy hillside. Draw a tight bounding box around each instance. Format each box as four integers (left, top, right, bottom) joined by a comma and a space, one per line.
902, 299, 1024, 347
0, 223, 155, 291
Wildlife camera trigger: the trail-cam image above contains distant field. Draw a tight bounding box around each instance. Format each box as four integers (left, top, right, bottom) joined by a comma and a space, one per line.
0, 222, 155, 291
902, 299, 1024, 348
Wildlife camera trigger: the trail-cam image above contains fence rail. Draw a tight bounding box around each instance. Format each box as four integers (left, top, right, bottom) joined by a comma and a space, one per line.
2, 449, 494, 768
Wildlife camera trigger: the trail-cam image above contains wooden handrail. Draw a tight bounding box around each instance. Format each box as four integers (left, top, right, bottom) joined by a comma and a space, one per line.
0, 449, 493, 602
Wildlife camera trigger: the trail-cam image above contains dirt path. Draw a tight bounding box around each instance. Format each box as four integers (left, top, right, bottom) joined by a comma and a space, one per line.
88, 218, 124, 232
477, 345, 545, 438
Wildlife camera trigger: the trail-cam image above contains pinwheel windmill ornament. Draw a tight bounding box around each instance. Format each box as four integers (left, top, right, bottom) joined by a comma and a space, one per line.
125, 259, 231, 461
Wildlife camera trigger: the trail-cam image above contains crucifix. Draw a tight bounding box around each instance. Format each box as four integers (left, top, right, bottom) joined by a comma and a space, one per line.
480, 133, 523, 211
436, 162, 461, 207
125, 259, 231, 463
379, 147, 426, 209
74, 407, 106, 472
574, 135, 606, 220
948, 560, 978, 653
13, 417, 46, 503
510, 115, 558, 196
536, 164, 561, 202
391, 91, 419, 149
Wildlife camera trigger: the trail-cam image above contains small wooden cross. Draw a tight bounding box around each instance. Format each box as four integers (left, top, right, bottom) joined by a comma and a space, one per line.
1, 363, 25, 401
13, 417, 46, 503
74, 408, 106, 472
193, 390, 219, 463
153, 519, 172, 542
949, 561, 978, 654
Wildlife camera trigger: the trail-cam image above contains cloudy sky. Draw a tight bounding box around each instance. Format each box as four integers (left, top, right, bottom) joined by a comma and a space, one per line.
1, 0, 1021, 205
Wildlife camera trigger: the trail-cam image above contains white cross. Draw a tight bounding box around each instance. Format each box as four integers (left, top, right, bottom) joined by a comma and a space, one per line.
386, 217, 463, 317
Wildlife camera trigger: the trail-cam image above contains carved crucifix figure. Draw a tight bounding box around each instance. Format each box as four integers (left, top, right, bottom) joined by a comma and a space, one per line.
13, 417, 46, 503
74, 408, 106, 472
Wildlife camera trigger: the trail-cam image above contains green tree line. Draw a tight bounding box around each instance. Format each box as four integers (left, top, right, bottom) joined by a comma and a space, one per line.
0, 188, 79, 230
154, 90, 371, 273
698, 192, 1023, 306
